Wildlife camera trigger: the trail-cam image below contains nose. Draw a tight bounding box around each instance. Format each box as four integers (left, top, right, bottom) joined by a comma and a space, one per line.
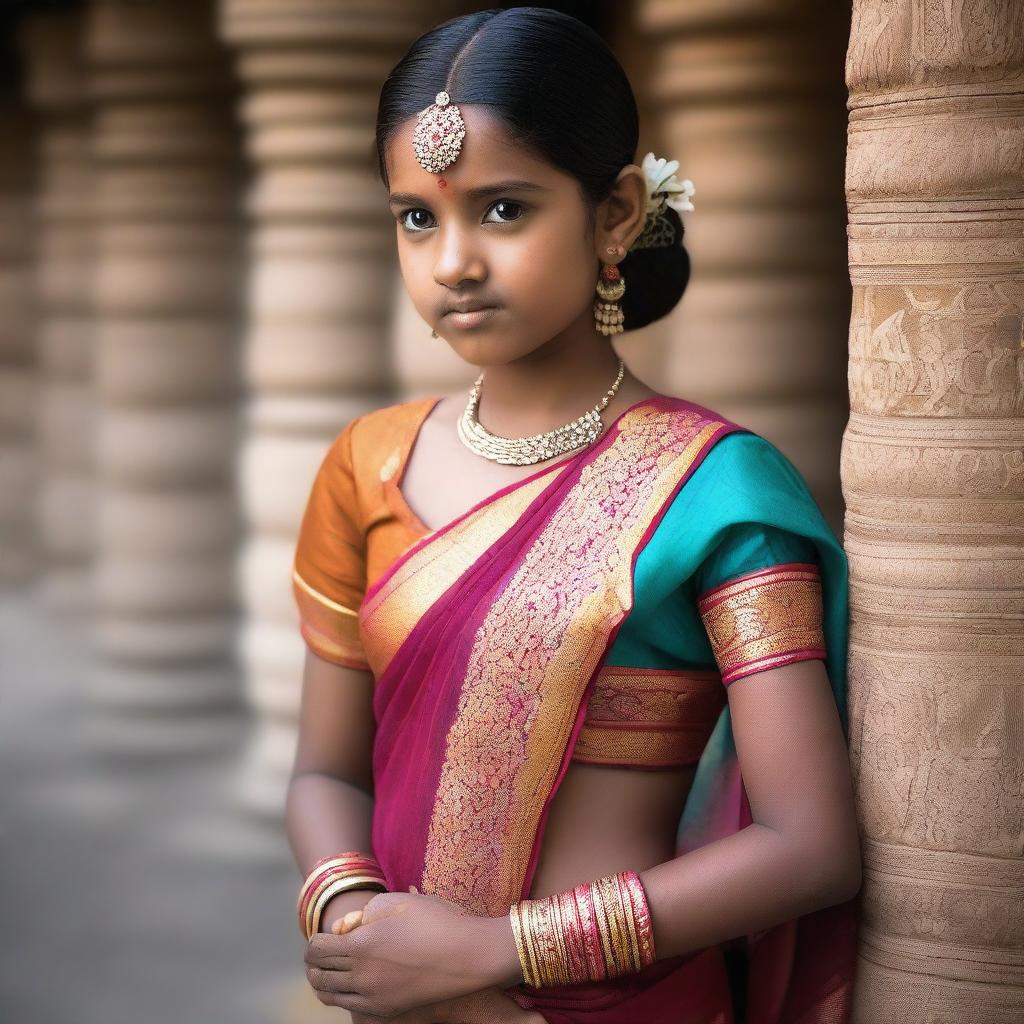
432, 222, 487, 290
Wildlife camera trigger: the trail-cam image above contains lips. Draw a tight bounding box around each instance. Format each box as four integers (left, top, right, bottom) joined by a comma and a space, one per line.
443, 303, 496, 315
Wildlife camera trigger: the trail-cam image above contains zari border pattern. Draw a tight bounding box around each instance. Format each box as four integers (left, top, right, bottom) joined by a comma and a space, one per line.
696, 561, 826, 685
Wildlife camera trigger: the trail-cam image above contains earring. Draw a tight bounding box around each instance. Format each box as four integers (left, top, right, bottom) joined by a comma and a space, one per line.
594, 255, 626, 336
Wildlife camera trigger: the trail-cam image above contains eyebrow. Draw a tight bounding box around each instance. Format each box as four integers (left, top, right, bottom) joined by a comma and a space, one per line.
388, 180, 551, 207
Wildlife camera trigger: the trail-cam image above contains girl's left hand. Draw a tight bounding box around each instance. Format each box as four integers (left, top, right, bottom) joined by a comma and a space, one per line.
303, 885, 505, 1019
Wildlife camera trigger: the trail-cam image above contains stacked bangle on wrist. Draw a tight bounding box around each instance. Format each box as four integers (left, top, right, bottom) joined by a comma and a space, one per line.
297, 852, 388, 940
509, 869, 656, 988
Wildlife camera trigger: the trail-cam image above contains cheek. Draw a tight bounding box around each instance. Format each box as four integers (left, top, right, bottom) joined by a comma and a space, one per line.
497, 229, 595, 321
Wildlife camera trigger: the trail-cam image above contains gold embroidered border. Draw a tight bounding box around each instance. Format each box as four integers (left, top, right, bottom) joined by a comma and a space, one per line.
696, 562, 826, 685
417, 405, 733, 915
573, 666, 725, 768
357, 469, 566, 678
292, 569, 371, 671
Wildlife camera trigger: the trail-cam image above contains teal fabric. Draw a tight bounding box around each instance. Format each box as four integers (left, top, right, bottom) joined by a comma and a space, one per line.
605, 429, 850, 735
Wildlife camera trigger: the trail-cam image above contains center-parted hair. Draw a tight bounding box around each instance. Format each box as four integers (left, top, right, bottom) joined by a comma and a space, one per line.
375, 6, 690, 332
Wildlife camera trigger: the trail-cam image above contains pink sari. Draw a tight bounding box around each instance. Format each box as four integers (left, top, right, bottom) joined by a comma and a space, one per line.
356, 395, 858, 1023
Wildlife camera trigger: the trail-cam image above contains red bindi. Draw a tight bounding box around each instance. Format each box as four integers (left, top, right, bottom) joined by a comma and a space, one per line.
438, 178, 448, 189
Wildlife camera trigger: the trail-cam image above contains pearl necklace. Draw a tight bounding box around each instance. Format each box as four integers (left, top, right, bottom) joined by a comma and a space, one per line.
456, 358, 626, 465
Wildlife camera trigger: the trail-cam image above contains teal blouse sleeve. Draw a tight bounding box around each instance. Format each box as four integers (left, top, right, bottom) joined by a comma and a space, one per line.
609, 430, 849, 713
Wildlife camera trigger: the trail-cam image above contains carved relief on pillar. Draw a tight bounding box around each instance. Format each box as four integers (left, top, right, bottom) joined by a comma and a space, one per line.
843, 1, 1024, 1018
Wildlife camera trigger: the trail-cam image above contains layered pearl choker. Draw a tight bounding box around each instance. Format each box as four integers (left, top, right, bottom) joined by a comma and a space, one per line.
457, 357, 626, 466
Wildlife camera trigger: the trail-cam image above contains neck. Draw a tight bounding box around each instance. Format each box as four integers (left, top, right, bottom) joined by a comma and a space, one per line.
471, 327, 626, 435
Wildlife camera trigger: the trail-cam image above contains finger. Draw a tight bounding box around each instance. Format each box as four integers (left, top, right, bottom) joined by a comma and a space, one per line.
331, 910, 363, 935
304, 933, 355, 970
306, 965, 359, 996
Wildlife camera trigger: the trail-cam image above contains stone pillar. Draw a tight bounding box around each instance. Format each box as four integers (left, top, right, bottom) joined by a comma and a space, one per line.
219, 0, 436, 827
19, 12, 95, 612
635, 0, 852, 526
85, 0, 244, 755
0, 98, 37, 584
842, 1, 1024, 1019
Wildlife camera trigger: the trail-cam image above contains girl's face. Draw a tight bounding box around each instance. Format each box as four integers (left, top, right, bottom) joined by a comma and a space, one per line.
384, 105, 637, 367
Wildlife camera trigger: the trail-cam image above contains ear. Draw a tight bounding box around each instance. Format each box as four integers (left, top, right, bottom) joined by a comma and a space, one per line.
594, 164, 648, 259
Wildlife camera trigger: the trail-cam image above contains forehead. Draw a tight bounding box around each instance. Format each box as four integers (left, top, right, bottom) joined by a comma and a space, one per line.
385, 104, 565, 194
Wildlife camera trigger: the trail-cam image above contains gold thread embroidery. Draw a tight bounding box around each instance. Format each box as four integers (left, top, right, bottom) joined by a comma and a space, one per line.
417, 405, 729, 914
379, 448, 401, 482
571, 666, 725, 767
696, 562, 826, 684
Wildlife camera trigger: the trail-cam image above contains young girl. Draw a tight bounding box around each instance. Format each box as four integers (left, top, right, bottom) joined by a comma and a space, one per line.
288, 8, 861, 1024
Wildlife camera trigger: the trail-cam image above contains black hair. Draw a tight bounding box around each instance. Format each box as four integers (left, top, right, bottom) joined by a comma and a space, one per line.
375, 6, 689, 332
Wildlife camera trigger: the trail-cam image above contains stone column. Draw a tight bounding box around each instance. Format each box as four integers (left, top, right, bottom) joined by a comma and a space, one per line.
19, 12, 95, 612
635, 0, 852, 526
843, 1, 1024, 1019
86, 0, 244, 755
0, 98, 37, 584
219, 0, 437, 828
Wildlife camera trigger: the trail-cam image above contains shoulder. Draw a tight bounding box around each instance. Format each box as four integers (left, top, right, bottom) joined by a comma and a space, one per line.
327, 394, 441, 466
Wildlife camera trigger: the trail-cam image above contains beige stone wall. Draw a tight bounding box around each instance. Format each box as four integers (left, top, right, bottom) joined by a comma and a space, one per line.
843, 1, 1024, 1019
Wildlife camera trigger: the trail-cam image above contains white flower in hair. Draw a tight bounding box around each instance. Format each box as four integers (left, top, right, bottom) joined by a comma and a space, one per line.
640, 152, 695, 216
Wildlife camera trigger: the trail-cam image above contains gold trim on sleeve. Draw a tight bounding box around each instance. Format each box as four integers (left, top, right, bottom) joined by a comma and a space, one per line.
696, 561, 826, 685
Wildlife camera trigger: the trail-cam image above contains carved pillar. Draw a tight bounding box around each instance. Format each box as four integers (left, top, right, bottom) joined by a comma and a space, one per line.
843, 1, 1024, 1019
219, 0, 435, 825
20, 12, 95, 611
86, 0, 243, 754
636, 0, 851, 525
0, 97, 37, 584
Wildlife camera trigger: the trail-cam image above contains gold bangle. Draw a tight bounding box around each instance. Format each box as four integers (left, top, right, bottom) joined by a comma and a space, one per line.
509, 902, 537, 987
599, 874, 630, 976
615, 873, 642, 972
298, 857, 385, 915
307, 874, 386, 939
303, 868, 385, 938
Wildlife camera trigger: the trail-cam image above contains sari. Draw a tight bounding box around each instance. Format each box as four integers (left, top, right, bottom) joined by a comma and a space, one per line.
293, 394, 860, 1023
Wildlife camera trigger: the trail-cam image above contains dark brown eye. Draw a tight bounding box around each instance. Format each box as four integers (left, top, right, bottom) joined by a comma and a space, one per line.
486, 200, 525, 224
399, 208, 435, 232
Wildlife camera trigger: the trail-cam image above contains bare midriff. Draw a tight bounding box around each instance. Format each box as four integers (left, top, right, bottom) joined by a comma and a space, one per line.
525, 761, 696, 899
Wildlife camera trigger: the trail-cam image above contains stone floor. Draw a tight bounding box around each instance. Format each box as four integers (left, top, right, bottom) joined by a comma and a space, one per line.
0, 587, 341, 1024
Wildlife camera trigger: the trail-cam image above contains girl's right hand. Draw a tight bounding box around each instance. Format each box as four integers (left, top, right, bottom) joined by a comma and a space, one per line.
337, 888, 543, 1023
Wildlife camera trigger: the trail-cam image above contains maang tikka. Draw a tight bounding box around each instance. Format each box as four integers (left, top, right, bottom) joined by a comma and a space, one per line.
413, 90, 466, 174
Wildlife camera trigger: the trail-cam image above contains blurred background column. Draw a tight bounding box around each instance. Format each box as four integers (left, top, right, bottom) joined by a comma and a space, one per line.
0, 98, 38, 584
86, 0, 244, 757
19, 9, 95, 613
635, 0, 852, 528
842, 1, 1024, 1020
218, 0, 437, 833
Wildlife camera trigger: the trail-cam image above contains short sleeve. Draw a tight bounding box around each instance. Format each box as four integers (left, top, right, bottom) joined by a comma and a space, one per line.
694, 522, 827, 687
291, 418, 371, 671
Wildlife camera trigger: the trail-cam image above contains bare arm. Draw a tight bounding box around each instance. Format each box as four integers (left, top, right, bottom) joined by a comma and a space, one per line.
286, 646, 379, 934
482, 657, 862, 985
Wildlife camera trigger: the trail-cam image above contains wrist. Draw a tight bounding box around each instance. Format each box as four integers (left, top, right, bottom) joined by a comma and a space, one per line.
317, 887, 377, 934
473, 913, 527, 989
